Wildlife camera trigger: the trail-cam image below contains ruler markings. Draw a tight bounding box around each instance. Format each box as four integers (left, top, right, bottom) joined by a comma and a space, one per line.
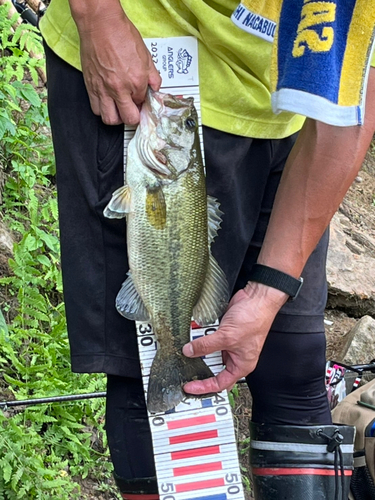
160, 490, 243, 500
176, 478, 225, 493
152, 433, 236, 454
167, 414, 216, 430
157, 458, 239, 480
156, 442, 237, 458
172, 444, 221, 460
155, 444, 236, 463
159, 476, 243, 494
156, 456, 239, 475
173, 461, 223, 477
170, 430, 215, 445
151, 415, 234, 437
183, 494, 227, 500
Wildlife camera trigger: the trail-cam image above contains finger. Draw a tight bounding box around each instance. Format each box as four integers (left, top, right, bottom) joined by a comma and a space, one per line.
131, 80, 148, 106
148, 68, 162, 91
99, 96, 122, 125
182, 330, 226, 358
183, 368, 239, 395
87, 92, 101, 117
115, 96, 141, 126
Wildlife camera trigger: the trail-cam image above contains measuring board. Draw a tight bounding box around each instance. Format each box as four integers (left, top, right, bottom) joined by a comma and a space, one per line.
126, 36, 244, 500
137, 320, 244, 500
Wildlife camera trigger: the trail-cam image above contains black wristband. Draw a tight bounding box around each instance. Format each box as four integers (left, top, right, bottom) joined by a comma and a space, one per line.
248, 264, 303, 301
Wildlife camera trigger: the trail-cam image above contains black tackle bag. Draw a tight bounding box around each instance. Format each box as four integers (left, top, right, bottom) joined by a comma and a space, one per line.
332, 378, 375, 500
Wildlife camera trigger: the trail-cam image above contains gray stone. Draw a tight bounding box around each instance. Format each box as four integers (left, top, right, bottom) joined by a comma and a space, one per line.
326, 213, 375, 317
0, 222, 13, 257
344, 316, 375, 365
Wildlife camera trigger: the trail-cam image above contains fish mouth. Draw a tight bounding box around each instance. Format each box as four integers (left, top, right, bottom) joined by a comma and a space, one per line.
138, 90, 182, 179
138, 88, 194, 179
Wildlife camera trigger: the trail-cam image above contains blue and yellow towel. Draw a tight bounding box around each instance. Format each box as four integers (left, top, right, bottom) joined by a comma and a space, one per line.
232, 0, 375, 126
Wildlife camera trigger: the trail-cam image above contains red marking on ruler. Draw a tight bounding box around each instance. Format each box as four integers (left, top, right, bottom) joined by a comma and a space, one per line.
173, 461, 223, 477
176, 478, 225, 492
191, 321, 201, 329
171, 445, 221, 460
169, 430, 218, 445
167, 415, 216, 430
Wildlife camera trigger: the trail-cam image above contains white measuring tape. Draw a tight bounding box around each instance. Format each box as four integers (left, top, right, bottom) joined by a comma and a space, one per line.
137, 320, 244, 500
125, 36, 244, 500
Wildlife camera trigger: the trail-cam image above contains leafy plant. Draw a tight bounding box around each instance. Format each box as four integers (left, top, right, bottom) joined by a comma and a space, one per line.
0, 5, 116, 498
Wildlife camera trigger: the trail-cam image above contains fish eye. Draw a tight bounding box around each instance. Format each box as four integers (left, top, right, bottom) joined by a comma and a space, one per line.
185, 117, 196, 130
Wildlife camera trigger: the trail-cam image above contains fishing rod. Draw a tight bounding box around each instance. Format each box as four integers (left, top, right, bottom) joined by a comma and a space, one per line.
0, 380, 249, 411
2, 361, 371, 411
11, 0, 39, 26
0, 391, 107, 411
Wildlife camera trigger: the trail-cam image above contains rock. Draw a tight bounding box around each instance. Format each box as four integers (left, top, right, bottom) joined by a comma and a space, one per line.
344, 316, 375, 364
326, 213, 375, 317
0, 222, 13, 257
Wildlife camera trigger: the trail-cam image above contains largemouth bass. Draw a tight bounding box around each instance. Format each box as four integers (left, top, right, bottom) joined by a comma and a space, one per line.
104, 89, 229, 413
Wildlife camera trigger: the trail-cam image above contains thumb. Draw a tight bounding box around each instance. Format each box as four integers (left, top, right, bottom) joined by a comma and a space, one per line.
182, 331, 223, 358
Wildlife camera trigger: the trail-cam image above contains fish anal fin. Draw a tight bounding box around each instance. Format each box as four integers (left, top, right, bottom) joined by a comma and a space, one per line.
193, 253, 229, 326
104, 185, 132, 219
115, 272, 150, 321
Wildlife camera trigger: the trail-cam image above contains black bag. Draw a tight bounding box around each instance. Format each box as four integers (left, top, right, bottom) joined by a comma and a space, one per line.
332, 378, 375, 500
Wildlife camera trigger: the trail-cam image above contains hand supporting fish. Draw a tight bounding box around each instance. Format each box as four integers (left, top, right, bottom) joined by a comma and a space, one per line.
104, 89, 229, 413
182, 282, 288, 394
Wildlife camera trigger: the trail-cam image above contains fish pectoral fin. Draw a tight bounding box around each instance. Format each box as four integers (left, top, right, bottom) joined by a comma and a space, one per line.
104, 185, 132, 219
207, 196, 224, 244
193, 253, 229, 326
115, 272, 150, 321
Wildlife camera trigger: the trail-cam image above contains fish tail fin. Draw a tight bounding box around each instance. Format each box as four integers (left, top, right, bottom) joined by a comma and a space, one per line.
147, 351, 214, 413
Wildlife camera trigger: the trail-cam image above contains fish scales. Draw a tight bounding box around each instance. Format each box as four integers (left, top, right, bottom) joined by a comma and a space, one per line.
128, 170, 208, 350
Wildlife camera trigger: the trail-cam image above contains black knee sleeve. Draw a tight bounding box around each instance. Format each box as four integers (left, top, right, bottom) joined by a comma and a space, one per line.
106, 375, 156, 480
246, 331, 331, 425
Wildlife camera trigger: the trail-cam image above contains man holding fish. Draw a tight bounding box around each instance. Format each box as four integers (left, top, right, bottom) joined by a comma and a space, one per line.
40, 1, 375, 499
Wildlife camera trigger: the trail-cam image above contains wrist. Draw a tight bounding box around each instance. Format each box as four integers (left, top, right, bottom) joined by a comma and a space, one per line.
68, 0, 127, 29
248, 263, 304, 302
244, 281, 289, 309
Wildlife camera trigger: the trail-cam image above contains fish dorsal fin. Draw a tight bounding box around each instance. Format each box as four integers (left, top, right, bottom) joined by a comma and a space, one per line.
116, 272, 150, 321
207, 196, 223, 244
192, 253, 229, 326
104, 185, 132, 219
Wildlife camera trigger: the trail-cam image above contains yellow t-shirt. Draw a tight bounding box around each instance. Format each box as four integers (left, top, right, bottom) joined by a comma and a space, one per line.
40, 0, 375, 137
40, 0, 305, 139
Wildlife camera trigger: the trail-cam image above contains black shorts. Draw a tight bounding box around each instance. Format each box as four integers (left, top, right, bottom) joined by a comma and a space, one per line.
45, 43, 329, 379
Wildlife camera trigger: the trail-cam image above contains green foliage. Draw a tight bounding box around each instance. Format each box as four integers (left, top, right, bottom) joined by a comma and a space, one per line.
0, 5, 115, 498
228, 383, 239, 408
